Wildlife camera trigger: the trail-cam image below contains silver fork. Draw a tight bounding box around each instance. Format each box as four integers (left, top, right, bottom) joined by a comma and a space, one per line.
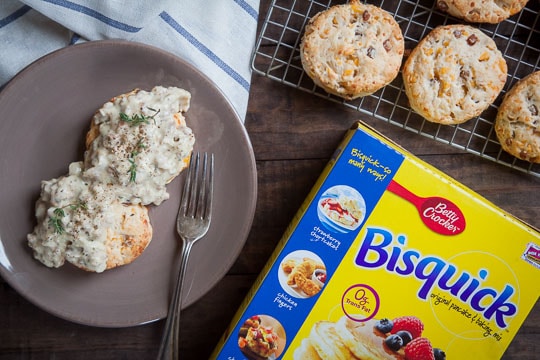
157, 152, 214, 360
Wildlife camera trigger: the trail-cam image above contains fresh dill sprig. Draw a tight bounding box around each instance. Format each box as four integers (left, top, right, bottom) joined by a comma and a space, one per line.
119, 107, 160, 126
127, 139, 147, 183
128, 158, 137, 183
48, 201, 88, 234
49, 208, 66, 234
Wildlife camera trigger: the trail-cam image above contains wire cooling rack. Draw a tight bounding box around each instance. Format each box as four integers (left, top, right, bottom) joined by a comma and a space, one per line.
252, 0, 540, 177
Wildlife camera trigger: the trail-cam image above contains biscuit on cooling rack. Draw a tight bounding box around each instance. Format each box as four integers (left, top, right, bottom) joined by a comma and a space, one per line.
402, 24, 507, 125
495, 70, 540, 163
436, 0, 529, 24
299, 0, 404, 100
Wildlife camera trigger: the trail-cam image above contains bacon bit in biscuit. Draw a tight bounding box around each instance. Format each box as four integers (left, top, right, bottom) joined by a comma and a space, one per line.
479, 51, 490, 61
363, 10, 371, 21
437, 0, 449, 11
383, 39, 392, 52
467, 34, 478, 45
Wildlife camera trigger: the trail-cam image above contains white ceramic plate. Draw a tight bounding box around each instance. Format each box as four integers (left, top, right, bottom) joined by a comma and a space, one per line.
0, 40, 257, 327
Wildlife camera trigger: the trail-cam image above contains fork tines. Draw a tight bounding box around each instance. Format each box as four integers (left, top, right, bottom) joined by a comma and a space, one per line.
180, 152, 214, 220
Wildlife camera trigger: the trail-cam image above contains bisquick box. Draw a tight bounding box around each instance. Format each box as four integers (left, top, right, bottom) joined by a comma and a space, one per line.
211, 121, 540, 360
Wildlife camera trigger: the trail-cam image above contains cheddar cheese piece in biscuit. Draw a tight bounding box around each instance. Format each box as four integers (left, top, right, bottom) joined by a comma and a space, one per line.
495, 70, 540, 163
403, 24, 507, 125
300, 0, 404, 99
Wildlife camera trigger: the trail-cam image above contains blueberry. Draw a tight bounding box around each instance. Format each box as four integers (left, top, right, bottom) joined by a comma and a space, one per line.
375, 318, 394, 333
434, 348, 446, 360
384, 334, 403, 351
396, 330, 413, 345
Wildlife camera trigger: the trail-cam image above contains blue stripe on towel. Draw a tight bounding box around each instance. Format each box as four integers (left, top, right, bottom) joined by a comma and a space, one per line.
42, 0, 141, 33
0, 5, 31, 29
159, 11, 250, 91
234, 0, 258, 20
69, 33, 81, 45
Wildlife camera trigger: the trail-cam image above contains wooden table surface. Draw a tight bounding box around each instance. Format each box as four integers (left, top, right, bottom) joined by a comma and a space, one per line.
1, 1, 539, 359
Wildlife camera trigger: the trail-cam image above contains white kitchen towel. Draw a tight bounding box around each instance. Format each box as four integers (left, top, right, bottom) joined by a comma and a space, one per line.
0, 0, 260, 120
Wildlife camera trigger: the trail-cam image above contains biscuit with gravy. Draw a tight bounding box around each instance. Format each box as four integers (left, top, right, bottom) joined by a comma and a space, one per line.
28, 86, 194, 272
84, 86, 194, 205
27, 165, 153, 273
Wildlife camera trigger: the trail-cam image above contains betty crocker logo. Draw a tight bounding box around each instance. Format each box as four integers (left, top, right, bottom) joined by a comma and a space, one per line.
387, 180, 466, 235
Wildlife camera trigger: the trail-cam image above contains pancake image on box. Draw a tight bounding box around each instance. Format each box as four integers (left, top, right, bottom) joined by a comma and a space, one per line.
495, 70, 540, 163
436, 0, 529, 24
237, 315, 286, 360
293, 316, 445, 360
279, 250, 327, 298
300, 0, 404, 100
402, 24, 507, 125
317, 185, 365, 233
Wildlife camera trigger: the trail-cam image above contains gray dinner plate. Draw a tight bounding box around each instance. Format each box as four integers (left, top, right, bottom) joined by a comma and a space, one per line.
0, 40, 257, 327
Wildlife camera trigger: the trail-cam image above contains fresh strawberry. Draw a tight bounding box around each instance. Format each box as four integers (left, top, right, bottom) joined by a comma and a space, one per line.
404, 337, 434, 360
391, 316, 424, 338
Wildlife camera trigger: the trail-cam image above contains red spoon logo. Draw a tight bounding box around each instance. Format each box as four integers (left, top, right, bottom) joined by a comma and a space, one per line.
387, 180, 466, 235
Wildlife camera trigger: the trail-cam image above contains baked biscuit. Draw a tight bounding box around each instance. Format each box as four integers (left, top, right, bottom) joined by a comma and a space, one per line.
495, 70, 540, 163
402, 24, 507, 125
102, 202, 152, 270
436, 0, 529, 24
300, 0, 404, 99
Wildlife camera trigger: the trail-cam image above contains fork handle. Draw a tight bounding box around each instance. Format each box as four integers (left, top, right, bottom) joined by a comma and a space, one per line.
157, 240, 194, 360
